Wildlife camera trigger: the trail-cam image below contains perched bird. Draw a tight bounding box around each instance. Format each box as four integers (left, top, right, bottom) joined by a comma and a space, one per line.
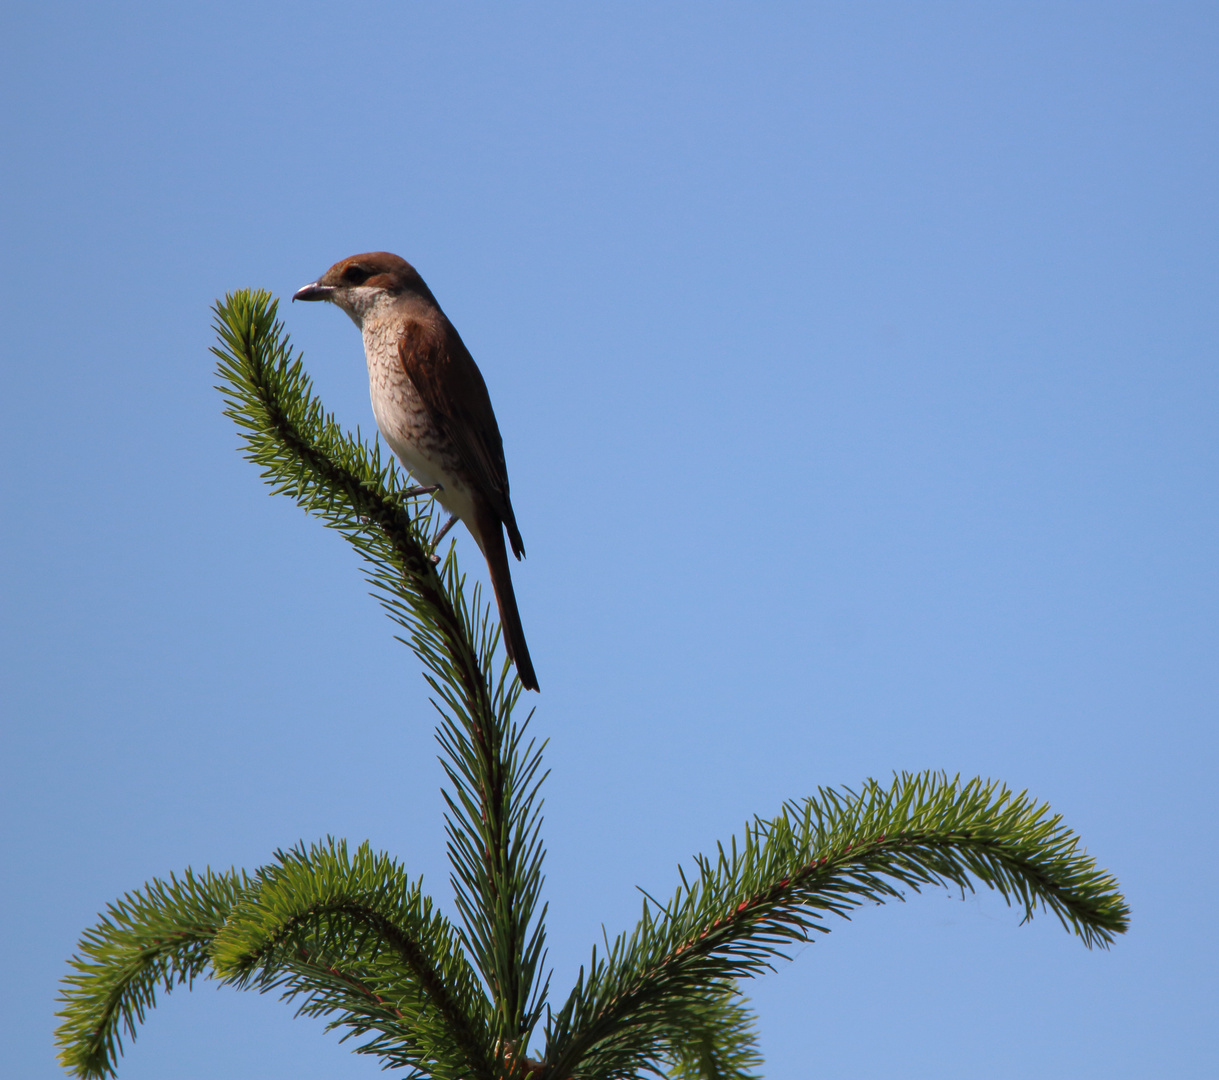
294, 252, 539, 691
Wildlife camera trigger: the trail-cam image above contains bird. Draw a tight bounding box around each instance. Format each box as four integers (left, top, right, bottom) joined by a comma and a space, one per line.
293, 252, 539, 692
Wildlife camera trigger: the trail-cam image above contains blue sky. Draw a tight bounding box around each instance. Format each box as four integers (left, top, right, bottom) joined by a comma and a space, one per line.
2, 4, 1216, 1077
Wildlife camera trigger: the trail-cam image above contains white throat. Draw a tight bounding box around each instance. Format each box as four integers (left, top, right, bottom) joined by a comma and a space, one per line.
336, 286, 398, 329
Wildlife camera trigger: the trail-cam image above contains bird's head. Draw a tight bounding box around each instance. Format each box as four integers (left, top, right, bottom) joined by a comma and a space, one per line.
293, 252, 432, 326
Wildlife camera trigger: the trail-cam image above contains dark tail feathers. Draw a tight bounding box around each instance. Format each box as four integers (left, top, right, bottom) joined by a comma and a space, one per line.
475, 501, 539, 691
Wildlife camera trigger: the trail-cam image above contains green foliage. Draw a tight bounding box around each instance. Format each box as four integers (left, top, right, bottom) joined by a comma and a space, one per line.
55, 868, 249, 1079
658, 985, 763, 1080
55, 290, 1129, 1079
212, 839, 494, 1080
543, 772, 1127, 1079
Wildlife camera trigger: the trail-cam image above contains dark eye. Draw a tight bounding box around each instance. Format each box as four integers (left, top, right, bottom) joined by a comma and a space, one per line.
342, 264, 372, 285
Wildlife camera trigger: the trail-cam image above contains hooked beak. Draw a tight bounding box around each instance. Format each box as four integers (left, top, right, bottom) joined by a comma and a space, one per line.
292, 282, 336, 302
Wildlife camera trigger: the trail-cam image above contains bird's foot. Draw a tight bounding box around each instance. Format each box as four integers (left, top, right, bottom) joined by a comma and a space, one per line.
429, 514, 459, 563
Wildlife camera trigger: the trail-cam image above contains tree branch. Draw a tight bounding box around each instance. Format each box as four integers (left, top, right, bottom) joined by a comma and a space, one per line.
542, 773, 1128, 1080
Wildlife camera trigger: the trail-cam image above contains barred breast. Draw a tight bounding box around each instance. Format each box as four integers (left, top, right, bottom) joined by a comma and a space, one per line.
361, 315, 479, 534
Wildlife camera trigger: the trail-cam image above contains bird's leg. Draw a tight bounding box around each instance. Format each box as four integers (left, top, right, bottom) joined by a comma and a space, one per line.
398, 483, 442, 499
429, 514, 459, 563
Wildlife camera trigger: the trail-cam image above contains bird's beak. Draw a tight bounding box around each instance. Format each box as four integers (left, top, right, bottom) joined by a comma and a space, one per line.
292, 282, 336, 302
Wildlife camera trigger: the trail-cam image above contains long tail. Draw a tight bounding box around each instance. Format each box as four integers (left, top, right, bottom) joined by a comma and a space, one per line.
474, 500, 539, 692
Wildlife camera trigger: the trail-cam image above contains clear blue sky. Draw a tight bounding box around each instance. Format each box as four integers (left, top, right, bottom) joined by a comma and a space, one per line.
2, 4, 1216, 1077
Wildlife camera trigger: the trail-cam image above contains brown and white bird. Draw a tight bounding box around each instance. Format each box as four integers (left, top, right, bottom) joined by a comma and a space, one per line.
293, 252, 539, 691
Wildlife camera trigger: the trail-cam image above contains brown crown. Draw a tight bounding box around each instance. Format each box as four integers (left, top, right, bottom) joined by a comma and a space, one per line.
319, 251, 428, 294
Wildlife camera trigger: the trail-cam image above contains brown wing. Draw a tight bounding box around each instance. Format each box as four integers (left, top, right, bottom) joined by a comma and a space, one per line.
398, 319, 526, 558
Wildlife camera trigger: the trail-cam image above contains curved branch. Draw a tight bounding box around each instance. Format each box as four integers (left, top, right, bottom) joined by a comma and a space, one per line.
211, 292, 549, 1048
211, 839, 494, 1080
229, 898, 490, 1076
55, 868, 247, 1080
211, 291, 491, 718
543, 772, 1129, 1080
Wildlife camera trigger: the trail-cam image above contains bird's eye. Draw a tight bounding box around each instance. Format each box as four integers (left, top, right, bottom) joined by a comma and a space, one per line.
342, 265, 372, 285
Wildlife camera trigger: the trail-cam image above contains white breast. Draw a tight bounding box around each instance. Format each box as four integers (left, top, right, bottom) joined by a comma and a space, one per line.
359, 317, 480, 543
